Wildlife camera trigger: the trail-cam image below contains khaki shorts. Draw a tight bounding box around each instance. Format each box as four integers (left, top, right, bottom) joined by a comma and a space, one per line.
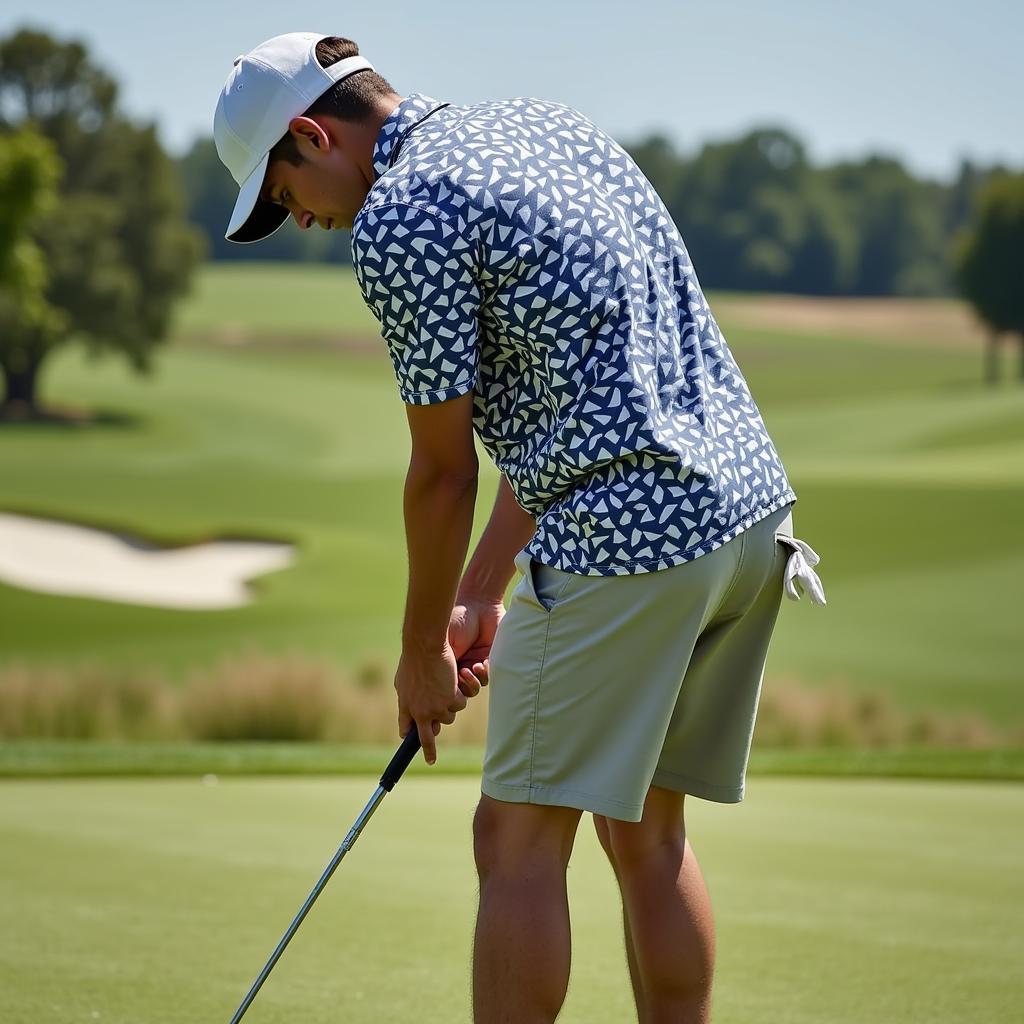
482, 501, 800, 822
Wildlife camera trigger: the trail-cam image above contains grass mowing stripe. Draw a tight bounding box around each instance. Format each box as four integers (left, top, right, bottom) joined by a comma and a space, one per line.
0, 742, 1020, 780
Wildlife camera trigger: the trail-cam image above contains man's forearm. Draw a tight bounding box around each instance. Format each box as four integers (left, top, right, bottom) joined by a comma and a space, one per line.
402, 464, 478, 650
458, 474, 537, 603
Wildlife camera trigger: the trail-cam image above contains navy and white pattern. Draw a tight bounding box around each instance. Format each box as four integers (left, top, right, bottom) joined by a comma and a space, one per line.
351, 93, 797, 576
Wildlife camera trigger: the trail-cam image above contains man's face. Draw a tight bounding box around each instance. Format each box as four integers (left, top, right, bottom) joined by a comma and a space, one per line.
260, 116, 372, 232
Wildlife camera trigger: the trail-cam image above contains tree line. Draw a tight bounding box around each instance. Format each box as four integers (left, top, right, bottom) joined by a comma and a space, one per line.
1, 26, 1022, 416
626, 131, 1000, 298
179, 125, 1008, 302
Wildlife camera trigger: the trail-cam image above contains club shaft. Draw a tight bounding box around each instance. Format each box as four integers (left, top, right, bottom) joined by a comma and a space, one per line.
228, 784, 388, 1024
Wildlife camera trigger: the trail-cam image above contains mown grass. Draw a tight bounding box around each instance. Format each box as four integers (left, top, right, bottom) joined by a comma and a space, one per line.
171, 261, 379, 340
2, 776, 1021, 1023
1, 740, 1022, 781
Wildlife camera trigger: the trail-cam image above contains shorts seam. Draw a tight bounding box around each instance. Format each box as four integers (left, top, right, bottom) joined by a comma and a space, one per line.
717, 520, 749, 613
526, 596, 557, 790
651, 766, 744, 800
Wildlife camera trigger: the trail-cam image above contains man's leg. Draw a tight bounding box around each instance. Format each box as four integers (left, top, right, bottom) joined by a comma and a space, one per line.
593, 786, 716, 1024
593, 813, 647, 1019
472, 794, 583, 1024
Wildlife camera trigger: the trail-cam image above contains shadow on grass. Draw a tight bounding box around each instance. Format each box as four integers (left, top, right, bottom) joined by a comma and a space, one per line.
0, 507, 299, 553
0, 403, 144, 431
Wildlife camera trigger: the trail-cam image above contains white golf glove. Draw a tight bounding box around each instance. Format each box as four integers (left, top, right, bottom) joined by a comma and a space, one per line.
776, 534, 827, 606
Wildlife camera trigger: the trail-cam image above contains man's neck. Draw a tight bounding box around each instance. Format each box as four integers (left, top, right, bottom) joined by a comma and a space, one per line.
359, 92, 405, 182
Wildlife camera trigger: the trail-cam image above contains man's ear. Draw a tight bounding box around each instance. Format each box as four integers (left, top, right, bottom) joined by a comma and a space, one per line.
288, 115, 331, 157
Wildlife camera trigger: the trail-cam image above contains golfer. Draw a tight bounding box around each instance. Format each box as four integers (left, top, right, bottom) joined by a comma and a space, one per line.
215, 32, 826, 1024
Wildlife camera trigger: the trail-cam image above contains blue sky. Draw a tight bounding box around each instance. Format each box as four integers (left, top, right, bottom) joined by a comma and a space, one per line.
2, 0, 1020, 182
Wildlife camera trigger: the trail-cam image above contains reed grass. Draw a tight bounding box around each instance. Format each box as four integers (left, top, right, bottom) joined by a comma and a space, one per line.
0, 658, 1017, 749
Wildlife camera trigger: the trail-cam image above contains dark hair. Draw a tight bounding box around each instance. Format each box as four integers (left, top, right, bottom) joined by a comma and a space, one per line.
269, 37, 396, 167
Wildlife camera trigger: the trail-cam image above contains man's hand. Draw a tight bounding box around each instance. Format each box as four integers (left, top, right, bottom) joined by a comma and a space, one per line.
448, 596, 506, 695
395, 641, 468, 765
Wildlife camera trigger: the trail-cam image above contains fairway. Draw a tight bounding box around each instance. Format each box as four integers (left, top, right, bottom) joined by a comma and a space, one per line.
1, 264, 1023, 731
0, 775, 1020, 1023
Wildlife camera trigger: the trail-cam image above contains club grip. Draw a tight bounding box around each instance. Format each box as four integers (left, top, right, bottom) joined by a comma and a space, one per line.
379, 729, 422, 792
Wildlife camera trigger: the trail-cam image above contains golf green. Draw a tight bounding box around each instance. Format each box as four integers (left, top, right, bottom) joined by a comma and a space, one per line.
0, 776, 1020, 1022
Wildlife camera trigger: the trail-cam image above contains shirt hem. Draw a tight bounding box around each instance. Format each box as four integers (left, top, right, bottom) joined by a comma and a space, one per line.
527, 490, 798, 576
398, 375, 476, 405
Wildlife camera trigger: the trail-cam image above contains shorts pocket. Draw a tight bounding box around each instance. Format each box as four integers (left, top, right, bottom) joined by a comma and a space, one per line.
532, 558, 578, 612
513, 548, 576, 613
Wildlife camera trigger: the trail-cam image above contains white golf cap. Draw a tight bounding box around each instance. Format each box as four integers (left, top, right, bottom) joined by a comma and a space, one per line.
214, 32, 375, 243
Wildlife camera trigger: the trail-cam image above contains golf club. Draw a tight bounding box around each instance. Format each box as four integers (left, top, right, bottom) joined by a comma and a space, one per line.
227, 728, 422, 1023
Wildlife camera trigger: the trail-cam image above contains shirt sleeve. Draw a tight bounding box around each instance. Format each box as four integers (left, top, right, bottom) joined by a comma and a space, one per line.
352, 202, 481, 405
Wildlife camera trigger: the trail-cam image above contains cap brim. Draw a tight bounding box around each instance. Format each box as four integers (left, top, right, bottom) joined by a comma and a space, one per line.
224, 151, 290, 244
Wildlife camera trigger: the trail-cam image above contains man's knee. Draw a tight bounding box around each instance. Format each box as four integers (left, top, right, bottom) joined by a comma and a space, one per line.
603, 787, 687, 873
473, 795, 580, 880
611, 829, 687, 875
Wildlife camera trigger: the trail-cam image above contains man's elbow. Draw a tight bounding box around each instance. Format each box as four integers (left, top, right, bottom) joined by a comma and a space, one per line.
406, 454, 479, 489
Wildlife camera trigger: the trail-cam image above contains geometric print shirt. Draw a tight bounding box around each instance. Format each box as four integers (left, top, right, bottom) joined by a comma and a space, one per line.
351, 93, 797, 576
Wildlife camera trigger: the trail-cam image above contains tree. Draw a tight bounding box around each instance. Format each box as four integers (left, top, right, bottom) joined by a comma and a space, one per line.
621, 123, 996, 298
827, 156, 949, 296
952, 173, 1024, 385
0, 125, 67, 412
0, 26, 206, 417
658, 126, 854, 295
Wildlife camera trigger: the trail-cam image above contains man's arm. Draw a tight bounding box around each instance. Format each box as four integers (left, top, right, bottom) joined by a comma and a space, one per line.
401, 390, 479, 651
395, 394, 538, 761
458, 474, 537, 604
396, 389, 478, 763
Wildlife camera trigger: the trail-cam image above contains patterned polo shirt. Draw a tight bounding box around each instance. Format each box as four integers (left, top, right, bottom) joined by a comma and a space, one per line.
351, 93, 797, 576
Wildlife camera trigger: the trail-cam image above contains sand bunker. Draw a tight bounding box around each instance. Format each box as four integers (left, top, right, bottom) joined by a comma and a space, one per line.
0, 512, 294, 610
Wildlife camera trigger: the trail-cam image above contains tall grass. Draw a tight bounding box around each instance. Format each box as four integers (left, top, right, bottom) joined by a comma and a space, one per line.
753, 673, 1015, 748
0, 663, 178, 740
0, 658, 1018, 748
0, 653, 489, 745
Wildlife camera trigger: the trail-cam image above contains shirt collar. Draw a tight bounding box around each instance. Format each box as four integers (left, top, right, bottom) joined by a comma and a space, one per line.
371, 93, 448, 180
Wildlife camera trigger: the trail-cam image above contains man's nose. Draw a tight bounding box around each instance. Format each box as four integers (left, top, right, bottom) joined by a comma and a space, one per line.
291, 207, 312, 230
